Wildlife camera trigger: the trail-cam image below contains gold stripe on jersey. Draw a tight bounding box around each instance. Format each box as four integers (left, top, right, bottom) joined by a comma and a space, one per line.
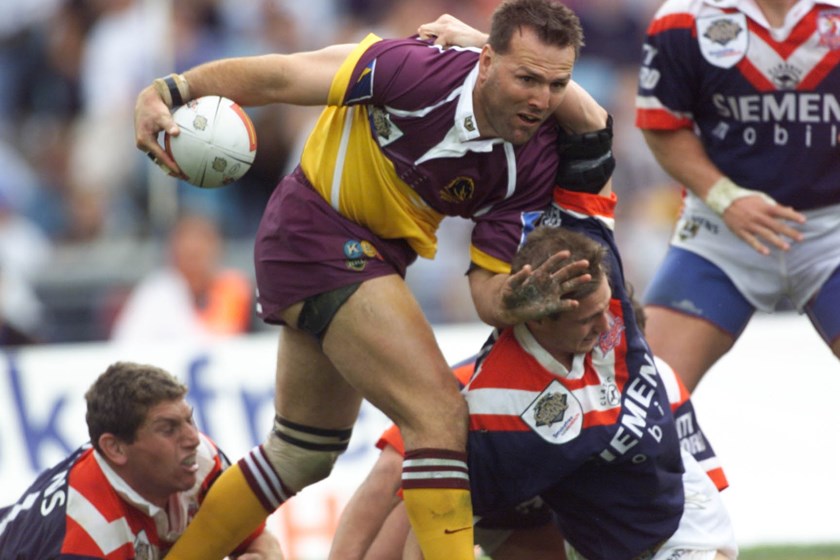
300, 33, 443, 259
470, 245, 511, 275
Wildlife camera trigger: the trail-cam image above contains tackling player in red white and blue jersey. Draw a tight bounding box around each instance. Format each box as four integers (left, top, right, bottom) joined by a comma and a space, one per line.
462, 189, 737, 560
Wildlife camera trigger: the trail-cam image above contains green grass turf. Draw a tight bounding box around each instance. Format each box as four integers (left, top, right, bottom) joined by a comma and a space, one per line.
739, 544, 840, 560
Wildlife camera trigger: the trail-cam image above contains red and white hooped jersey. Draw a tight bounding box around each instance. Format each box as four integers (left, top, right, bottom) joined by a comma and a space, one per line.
0, 434, 260, 560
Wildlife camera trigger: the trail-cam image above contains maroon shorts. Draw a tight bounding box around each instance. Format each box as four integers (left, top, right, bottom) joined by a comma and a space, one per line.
254, 167, 418, 325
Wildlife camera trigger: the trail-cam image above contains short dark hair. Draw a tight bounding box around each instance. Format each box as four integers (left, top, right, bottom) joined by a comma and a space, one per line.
85, 362, 188, 452
511, 225, 608, 316
489, 0, 584, 58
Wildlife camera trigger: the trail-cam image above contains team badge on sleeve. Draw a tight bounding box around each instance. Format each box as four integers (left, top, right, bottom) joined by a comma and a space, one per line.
818, 10, 840, 50
697, 13, 748, 68
347, 60, 376, 104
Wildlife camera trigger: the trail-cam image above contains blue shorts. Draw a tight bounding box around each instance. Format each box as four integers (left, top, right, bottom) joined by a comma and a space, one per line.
805, 265, 840, 346
644, 247, 840, 345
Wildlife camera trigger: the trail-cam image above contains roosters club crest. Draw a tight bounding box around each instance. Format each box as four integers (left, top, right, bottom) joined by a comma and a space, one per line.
598, 312, 625, 355
818, 9, 840, 50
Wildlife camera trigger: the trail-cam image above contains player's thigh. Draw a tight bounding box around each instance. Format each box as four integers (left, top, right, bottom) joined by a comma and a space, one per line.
274, 324, 364, 429
804, 263, 840, 359
322, 274, 466, 449
644, 247, 753, 391
644, 307, 736, 392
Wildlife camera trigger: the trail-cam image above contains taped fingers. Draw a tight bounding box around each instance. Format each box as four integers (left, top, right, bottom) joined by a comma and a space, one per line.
146, 151, 176, 176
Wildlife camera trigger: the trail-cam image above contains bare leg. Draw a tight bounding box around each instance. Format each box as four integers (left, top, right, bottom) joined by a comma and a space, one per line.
289, 275, 473, 560
643, 306, 736, 392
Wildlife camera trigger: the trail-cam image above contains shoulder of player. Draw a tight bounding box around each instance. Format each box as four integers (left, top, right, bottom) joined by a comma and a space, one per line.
650, 0, 707, 20
360, 36, 479, 93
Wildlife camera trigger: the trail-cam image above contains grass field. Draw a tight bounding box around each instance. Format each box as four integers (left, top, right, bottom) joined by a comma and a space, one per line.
740, 544, 840, 560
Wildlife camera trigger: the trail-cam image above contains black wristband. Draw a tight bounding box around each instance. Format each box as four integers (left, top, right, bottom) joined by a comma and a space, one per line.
163, 75, 185, 107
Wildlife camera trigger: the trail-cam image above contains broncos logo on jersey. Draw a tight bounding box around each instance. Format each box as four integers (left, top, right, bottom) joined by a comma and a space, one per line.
440, 177, 475, 203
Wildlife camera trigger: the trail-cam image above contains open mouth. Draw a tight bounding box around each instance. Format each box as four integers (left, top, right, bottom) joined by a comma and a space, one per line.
181, 455, 199, 473
518, 111, 543, 125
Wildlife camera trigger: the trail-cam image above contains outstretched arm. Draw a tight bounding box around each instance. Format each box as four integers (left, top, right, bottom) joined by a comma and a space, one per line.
134, 44, 355, 174
329, 445, 407, 560
643, 127, 805, 255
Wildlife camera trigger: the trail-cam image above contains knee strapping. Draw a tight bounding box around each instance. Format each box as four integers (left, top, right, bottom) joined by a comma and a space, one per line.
263, 416, 353, 492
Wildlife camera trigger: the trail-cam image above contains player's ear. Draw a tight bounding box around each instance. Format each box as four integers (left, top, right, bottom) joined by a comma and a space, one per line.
98, 433, 129, 465
478, 44, 495, 78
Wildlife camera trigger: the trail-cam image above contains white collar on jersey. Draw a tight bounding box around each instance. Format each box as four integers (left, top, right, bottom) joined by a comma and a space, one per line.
703, 0, 840, 33
92, 445, 201, 542
93, 449, 163, 518
454, 62, 483, 142
453, 61, 508, 149
513, 323, 588, 380
413, 61, 508, 166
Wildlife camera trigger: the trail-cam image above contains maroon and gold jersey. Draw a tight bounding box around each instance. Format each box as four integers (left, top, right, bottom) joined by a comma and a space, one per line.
299, 34, 560, 273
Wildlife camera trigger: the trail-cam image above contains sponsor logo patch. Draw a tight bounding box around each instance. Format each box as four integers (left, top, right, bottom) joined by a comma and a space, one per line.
697, 13, 747, 68
360, 240, 380, 259
343, 239, 364, 259
522, 380, 583, 444
343, 239, 367, 271
346, 258, 366, 271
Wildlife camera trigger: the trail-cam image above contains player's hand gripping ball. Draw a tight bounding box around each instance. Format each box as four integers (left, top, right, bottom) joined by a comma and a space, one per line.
164, 95, 257, 188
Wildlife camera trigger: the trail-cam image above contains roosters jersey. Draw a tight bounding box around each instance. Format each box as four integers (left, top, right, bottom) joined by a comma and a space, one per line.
0, 435, 259, 560
463, 189, 685, 560
299, 34, 559, 273
378, 359, 728, 494
636, 0, 840, 210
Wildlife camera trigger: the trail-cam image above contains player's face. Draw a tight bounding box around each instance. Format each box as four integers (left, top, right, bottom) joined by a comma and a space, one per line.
475, 27, 575, 145
531, 275, 612, 360
120, 399, 201, 507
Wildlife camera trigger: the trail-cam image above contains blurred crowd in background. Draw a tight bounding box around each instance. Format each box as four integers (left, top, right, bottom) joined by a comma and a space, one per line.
0, 0, 681, 346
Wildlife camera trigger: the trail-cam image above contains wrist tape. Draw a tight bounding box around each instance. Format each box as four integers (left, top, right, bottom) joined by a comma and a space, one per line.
153, 73, 191, 108
704, 177, 776, 215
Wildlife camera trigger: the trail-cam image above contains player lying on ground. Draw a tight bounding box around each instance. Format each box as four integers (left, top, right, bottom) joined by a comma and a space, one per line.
0, 361, 282, 560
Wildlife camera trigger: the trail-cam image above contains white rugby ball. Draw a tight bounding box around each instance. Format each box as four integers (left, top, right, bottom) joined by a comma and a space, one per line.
164, 95, 257, 188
